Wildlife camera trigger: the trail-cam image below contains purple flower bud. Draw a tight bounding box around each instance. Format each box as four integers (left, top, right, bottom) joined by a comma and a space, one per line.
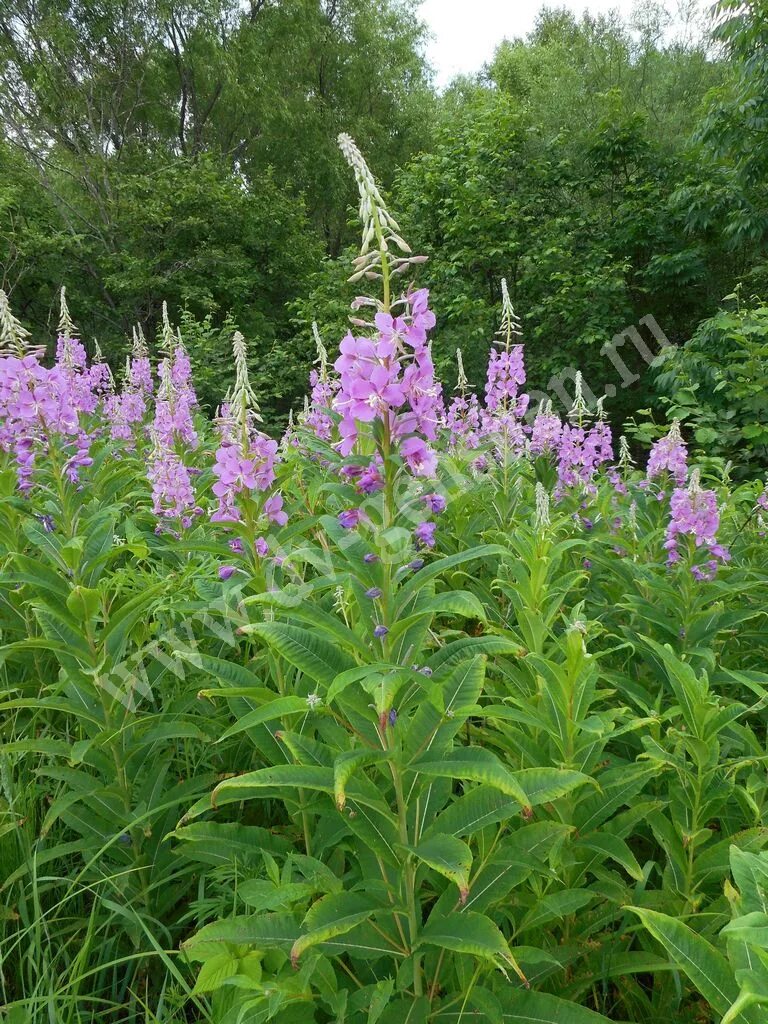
363, 552, 380, 564
229, 538, 244, 553
365, 587, 382, 599
218, 565, 237, 581
419, 666, 432, 677
373, 624, 389, 639
583, 559, 592, 570
255, 537, 269, 557
388, 708, 398, 727
37, 514, 56, 533
408, 558, 425, 570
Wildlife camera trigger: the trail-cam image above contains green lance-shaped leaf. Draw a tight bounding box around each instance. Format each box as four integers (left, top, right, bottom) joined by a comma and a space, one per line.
334, 749, 391, 811
576, 833, 644, 881
413, 747, 530, 807
241, 622, 356, 688
290, 892, 376, 967
182, 913, 300, 961
627, 907, 742, 1018
416, 910, 526, 982
405, 833, 473, 903
513, 767, 594, 808
396, 544, 506, 612
218, 695, 311, 742
504, 989, 615, 1023
211, 764, 388, 815
174, 650, 264, 691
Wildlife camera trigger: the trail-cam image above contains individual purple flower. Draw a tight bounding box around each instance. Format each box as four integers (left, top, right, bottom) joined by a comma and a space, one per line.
363, 552, 380, 563
388, 708, 398, 727
414, 521, 436, 549
399, 436, 438, 478
339, 508, 363, 529
218, 565, 237, 580
373, 624, 389, 639
422, 492, 446, 514
365, 587, 382, 599
408, 558, 425, 570
255, 537, 269, 557
264, 492, 288, 526
357, 460, 385, 495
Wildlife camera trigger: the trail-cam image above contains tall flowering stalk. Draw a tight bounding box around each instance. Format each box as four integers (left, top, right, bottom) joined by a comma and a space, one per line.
154, 303, 198, 449
555, 375, 612, 495
444, 348, 481, 450
481, 279, 529, 454
335, 133, 441, 538
105, 326, 152, 443
146, 306, 200, 530
210, 330, 287, 566
305, 323, 338, 441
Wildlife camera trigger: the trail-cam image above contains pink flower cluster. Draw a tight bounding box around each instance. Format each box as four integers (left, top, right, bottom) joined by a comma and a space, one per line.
529, 405, 562, 455
556, 421, 614, 493
211, 423, 286, 528
332, 290, 441, 477
647, 423, 687, 485
664, 474, 730, 578
484, 345, 528, 415
154, 349, 198, 449
306, 369, 339, 441
444, 393, 482, 449
105, 354, 153, 443
0, 353, 85, 491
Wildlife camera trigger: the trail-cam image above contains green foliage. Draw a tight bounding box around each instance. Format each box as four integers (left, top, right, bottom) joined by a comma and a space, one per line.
649, 296, 768, 474
0, 0, 432, 417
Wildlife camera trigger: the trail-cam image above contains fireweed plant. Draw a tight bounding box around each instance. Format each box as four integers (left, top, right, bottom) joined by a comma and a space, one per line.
0, 144, 765, 1024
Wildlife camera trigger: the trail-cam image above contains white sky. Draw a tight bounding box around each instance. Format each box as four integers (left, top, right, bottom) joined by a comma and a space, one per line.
419, 0, 707, 87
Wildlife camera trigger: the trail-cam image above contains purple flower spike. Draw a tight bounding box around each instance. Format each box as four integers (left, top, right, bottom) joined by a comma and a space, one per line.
373, 624, 389, 639
218, 565, 237, 581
